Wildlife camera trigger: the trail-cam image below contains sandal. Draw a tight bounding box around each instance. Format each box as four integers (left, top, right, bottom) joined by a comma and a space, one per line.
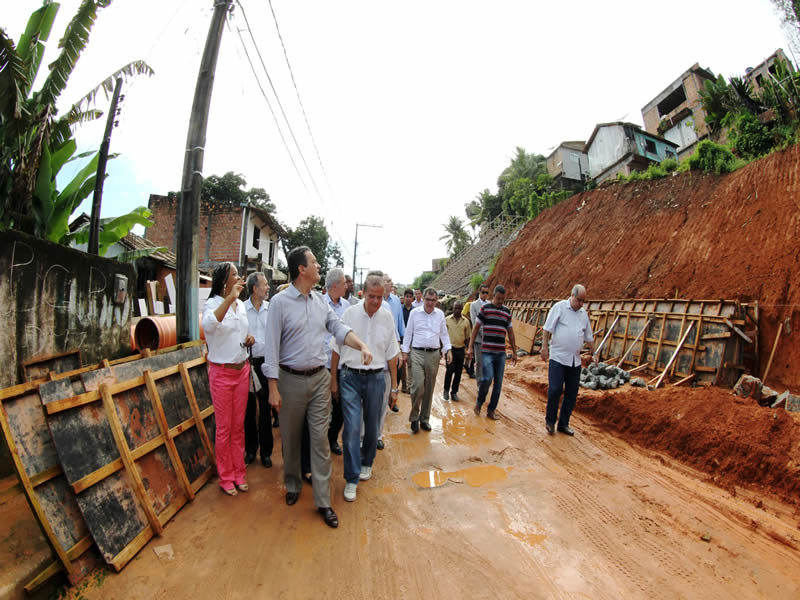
222, 487, 238, 496
235, 482, 249, 492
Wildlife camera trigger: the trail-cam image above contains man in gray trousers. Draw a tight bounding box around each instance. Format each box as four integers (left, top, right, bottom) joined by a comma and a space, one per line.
264, 246, 372, 528
470, 284, 490, 383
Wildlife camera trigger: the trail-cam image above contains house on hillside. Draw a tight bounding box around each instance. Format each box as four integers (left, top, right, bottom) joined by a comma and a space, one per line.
744, 48, 795, 94
641, 63, 716, 159
545, 141, 589, 191
145, 194, 287, 282
584, 122, 679, 184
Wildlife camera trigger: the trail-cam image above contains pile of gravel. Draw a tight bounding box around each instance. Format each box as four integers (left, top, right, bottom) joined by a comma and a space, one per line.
579, 362, 634, 390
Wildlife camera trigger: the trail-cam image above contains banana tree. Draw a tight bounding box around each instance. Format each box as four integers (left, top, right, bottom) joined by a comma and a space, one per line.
0, 1, 153, 241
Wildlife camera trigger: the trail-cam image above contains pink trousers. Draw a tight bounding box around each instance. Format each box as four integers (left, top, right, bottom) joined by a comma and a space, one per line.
208, 362, 250, 490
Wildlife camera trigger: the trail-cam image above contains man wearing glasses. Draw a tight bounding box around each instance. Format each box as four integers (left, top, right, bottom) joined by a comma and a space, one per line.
469, 284, 491, 383
541, 284, 598, 436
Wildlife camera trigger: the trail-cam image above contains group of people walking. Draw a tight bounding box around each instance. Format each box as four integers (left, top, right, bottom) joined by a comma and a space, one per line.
201, 245, 595, 528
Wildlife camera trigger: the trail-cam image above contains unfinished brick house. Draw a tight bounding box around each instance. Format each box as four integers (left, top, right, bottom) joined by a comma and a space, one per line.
744, 48, 795, 94
145, 194, 287, 282
641, 63, 716, 159
545, 141, 589, 191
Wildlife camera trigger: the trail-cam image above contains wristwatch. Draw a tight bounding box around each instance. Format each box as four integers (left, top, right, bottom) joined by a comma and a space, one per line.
390, 388, 399, 393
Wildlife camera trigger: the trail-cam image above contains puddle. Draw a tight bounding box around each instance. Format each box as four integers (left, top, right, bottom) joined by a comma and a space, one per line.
412, 464, 509, 488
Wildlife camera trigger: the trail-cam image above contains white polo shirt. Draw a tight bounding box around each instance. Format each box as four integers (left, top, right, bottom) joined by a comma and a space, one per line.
202, 295, 249, 364
543, 299, 593, 368
331, 302, 400, 370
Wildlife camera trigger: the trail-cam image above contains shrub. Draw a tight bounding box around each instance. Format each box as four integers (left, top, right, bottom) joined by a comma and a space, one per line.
469, 272, 484, 291
727, 112, 774, 159
685, 140, 742, 174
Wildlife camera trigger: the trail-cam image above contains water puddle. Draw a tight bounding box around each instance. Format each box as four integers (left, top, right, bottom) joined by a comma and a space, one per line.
412, 464, 509, 488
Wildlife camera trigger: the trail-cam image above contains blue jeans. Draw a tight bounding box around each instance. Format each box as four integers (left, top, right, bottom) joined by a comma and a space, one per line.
339, 368, 385, 484
476, 351, 506, 413
546, 360, 581, 428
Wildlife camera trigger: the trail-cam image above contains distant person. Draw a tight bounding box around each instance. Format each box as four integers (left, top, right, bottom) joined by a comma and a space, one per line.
443, 301, 470, 402
399, 288, 415, 393
244, 272, 273, 469
323, 268, 349, 456
202, 262, 253, 496
344, 274, 359, 306
263, 246, 372, 528
377, 274, 405, 440
402, 288, 452, 433
462, 298, 475, 378
329, 274, 399, 502
466, 285, 517, 420
541, 284, 598, 436
412, 289, 423, 308
469, 284, 490, 382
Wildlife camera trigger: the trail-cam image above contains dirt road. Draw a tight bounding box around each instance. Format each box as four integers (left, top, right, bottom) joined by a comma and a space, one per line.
64, 360, 800, 599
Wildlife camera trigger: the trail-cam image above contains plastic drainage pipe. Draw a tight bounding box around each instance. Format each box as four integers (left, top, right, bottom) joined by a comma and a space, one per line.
133, 316, 205, 350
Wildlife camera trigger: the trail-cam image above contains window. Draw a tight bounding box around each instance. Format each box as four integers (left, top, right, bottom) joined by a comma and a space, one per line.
657, 85, 687, 117
252, 225, 260, 249
645, 139, 657, 154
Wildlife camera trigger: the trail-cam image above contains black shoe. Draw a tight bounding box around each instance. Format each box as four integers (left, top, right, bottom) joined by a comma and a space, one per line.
545, 422, 555, 435
420, 422, 431, 431
302, 473, 312, 485
272, 417, 280, 428
261, 456, 272, 468
318, 507, 339, 528
285, 491, 299, 505
411, 420, 420, 434
401, 387, 409, 394
376, 440, 384, 450
329, 441, 343, 455
244, 452, 255, 465
391, 405, 400, 412
557, 425, 575, 436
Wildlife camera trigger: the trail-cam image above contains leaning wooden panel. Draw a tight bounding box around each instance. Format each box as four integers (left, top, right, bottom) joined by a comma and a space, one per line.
22, 349, 82, 383
0, 381, 100, 587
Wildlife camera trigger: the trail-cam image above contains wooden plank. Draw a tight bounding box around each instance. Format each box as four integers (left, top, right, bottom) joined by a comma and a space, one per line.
725, 318, 753, 344
701, 332, 732, 340
28, 463, 62, 488
655, 322, 695, 389
72, 459, 124, 494
44, 390, 102, 415
762, 321, 783, 384
672, 373, 696, 387
511, 319, 537, 353
595, 315, 620, 360
143, 370, 195, 501
688, 316, 704, 375
99, 383, 164, 536
23, 560, 62, 593
180, 362, 216, 468
670, 308, 689, 377
653, 313, 668, 370
629, 363, 650, 374
21, 349, 82, 382
619, 317, 651, 365
109, 526, 154, 573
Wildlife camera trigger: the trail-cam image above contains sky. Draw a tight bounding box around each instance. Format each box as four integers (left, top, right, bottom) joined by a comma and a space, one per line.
3, 0, 791, 285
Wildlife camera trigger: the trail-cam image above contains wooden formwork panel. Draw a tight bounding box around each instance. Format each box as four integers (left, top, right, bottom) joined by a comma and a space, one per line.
22, 349, 82, 383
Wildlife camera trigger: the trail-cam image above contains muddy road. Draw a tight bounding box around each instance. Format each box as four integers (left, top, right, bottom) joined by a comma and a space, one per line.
65, 359, 800, 599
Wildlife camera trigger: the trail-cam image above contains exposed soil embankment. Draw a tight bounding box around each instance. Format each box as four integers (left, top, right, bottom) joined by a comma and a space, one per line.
487, 144, 800, 387
511, 359, 800, 507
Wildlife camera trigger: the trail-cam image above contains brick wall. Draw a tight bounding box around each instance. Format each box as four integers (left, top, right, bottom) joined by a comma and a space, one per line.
146, 194, 244, 268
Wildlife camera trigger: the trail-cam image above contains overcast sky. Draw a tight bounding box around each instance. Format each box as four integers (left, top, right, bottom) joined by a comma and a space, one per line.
4, 0, 790, 284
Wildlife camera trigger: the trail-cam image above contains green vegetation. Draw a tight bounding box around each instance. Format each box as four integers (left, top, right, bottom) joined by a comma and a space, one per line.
685, 140, 744, 175
282, 215, 344, 275
469, 272, 484, 291
439, 215, 471, 258
412, 271, 436, 291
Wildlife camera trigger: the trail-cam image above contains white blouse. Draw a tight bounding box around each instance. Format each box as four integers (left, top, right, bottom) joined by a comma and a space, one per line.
202, 295, 249, 364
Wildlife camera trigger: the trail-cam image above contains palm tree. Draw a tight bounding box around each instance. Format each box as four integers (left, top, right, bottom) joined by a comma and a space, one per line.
439, 215, 471, 257
498, 146, 547, 189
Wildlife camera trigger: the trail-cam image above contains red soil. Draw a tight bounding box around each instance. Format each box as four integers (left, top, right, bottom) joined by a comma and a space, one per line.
487, 144, 800, 387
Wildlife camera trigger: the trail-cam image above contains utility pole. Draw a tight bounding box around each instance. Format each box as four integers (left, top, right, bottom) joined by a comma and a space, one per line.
352, 223, 381, 283
175, 0, 233, 343
88, 77, 123, 255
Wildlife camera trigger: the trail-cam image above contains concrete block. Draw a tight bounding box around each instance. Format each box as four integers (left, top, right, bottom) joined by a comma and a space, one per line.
786, 393, 800, 412
733, 374, 762, 399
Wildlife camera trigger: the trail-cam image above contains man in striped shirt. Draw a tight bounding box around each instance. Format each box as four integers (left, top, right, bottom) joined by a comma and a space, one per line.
466, 285, 517, 420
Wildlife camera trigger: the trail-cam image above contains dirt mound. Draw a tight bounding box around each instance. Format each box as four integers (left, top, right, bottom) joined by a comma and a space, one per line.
510, 359, 800, 506
487, 144, 800, 387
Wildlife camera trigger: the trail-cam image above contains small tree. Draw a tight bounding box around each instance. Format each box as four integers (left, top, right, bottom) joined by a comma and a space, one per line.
282, 215, 343, 275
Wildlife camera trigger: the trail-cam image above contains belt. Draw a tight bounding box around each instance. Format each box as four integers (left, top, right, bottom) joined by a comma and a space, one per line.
209, 360, 247, 370
342, 365, 383, 376
280, 364, 325, 377
412, 347, 439, 352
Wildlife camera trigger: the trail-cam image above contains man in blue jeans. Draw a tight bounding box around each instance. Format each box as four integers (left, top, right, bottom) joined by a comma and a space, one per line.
466, 285, 517, 420
541, 284, 598, 436
329, 275, 399, 502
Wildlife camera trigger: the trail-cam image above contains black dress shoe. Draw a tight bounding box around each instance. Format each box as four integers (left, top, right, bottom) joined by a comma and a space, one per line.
376, 440, 384, 450
261, 456, 272, 468
244, 452, 255, 465
557, 425, 575, 436
420, 422, 431, 431
545, 422, 555, 435
285, 491, 300, 505
272, 416, 280, 428
318, 507, 339, 528
329, 441, 343, 455
411, 420, 420, 433
391, 405, 399, 412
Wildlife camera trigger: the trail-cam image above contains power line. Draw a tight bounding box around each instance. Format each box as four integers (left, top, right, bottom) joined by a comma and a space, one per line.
266, 0, 332, 190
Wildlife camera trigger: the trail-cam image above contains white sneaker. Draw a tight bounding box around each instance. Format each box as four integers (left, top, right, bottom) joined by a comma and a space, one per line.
359, 465, 373, 481
344, 482, 357, 501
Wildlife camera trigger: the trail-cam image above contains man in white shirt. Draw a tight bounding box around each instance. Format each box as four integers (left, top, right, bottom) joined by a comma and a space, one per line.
412, 289, 423, 308
401, 288, 452, 433
330, 275, 399, 502
244, 272, 273, 468
469, 284, 490, 383
541, 284, 598, 436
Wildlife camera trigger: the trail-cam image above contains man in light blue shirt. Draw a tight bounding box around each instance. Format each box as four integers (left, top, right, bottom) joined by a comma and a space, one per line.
541, 284, 598, 436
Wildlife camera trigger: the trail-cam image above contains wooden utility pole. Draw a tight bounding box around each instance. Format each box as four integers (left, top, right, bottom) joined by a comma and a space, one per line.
176, 0, 233, 343
88, 77, 123, 255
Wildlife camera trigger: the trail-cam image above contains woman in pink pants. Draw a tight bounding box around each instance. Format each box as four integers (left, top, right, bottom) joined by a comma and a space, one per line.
202, 262, 254, 496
